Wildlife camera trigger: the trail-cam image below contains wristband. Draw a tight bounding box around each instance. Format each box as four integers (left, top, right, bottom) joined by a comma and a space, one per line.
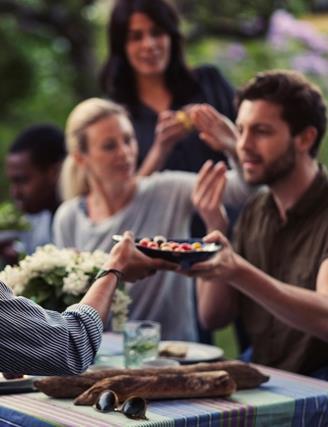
94, 268, 124, 284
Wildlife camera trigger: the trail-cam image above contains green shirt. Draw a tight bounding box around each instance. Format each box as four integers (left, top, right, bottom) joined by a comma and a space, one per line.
234, 164, 328, 374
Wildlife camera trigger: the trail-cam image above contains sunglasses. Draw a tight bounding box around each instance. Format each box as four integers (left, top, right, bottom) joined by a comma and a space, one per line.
95, 389, 148, 420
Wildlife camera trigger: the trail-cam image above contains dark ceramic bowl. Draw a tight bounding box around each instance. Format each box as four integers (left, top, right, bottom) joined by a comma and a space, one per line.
112, 235, 221, 269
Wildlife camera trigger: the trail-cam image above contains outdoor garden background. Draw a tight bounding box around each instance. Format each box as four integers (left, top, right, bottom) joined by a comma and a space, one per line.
1, 0, 328, 357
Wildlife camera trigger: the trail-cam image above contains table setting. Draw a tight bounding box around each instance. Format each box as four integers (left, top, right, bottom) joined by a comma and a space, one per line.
1, 330, 328, 426
0, 236, 327, 426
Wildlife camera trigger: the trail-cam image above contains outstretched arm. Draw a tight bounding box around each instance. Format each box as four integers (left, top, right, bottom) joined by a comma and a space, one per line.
228, 257, 328, 342
0, 232, 175, 376
0, 282, 104, 376
192, 230, 328, 341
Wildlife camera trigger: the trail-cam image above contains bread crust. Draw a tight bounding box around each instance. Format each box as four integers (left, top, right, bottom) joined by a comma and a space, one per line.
34, 360, 269, 398
74, 370, 236, 405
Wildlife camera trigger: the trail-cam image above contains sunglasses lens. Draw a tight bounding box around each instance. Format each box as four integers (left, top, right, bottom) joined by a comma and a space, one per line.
95, 390, 119, 413
121, 396, 148, 420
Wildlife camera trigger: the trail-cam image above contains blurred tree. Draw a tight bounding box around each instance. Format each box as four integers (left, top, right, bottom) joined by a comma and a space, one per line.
174, 0, 312, 40
0, 0, 98, 99
0, 0, 325, 199
0, 0, 103, 198
0, 29, 33, 115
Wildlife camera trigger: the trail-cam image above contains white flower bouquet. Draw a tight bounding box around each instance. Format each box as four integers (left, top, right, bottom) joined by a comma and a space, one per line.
0, 244, 131, 331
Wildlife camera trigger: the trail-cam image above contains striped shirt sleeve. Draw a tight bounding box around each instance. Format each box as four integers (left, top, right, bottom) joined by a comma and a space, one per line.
0, 281, 103, 376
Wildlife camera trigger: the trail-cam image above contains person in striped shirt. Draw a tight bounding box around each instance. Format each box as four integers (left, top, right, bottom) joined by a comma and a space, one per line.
0, 231, 172, 376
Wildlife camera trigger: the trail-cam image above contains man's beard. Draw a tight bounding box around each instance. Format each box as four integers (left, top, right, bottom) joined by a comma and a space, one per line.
250, 140, 296, 186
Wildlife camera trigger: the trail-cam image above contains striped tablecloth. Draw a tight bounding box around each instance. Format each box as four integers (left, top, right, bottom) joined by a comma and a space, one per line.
0, 333, 327, 427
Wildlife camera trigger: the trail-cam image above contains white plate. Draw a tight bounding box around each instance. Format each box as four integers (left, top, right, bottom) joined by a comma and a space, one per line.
159, 341, 224, 364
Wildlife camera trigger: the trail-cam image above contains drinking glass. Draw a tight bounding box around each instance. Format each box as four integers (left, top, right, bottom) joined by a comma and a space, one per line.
123, 320, 161, 368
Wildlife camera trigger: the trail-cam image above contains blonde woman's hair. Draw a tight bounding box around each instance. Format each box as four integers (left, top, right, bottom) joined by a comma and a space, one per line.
60, 98, 127, 200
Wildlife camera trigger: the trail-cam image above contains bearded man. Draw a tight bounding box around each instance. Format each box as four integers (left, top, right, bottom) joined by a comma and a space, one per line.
191, 70, 328, 379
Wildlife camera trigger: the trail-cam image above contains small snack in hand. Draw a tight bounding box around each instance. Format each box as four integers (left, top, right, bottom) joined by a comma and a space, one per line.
159, 342, 188, 358
176, 110, 193, 131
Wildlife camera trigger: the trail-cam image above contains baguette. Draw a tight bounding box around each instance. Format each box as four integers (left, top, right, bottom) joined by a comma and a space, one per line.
74, 370, 236, 405
34, 360, 269, 398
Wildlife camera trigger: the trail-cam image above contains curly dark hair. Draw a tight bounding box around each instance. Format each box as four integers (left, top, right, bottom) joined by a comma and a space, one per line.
99, 0, 198, 109
236, 70, 327, 157
9, 124, 66, 170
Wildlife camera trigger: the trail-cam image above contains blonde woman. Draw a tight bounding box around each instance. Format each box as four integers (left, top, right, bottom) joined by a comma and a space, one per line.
54, 98, 250, 340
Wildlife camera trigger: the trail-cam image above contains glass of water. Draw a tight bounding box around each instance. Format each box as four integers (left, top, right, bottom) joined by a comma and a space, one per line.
123, 320, 161, 368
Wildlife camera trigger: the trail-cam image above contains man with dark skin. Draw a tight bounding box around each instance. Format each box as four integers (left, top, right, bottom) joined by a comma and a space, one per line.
1, 124, 65, 263
6, 123, 65, 215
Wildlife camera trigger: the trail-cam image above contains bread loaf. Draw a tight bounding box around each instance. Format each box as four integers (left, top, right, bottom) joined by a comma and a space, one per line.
74, 370, 236, 405
34, 360, 269, 398
159, 342, 188, 358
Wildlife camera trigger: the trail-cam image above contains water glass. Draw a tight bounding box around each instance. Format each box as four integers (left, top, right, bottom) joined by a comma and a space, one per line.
123, 320, 161, 368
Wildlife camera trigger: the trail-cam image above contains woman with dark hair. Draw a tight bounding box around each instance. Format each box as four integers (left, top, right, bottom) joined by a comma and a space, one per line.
100, 0, 236, 179
99, 0, 242, 345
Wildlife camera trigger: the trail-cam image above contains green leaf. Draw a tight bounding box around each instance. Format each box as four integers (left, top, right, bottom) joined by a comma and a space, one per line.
0, 202, 30, 231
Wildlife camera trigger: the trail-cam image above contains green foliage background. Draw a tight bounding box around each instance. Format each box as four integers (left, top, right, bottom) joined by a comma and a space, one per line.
0, 0, 328, 201
1, 0, 327, 358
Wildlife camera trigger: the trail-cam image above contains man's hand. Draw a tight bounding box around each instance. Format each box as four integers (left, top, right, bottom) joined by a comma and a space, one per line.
190, 104, 238, 158
104, 231, 177, 282
188, 230, 239, 282
192, 161, 228, 233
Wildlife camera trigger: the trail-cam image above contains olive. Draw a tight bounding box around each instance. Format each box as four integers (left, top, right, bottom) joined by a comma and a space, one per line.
153, 235, 167, 246
95, 390, 119, 413
121, 396, 148, 420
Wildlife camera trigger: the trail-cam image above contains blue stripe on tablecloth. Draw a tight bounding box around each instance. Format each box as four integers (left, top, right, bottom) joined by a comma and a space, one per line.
233, 389, 295, 427
292, 394, 328, 427
148, 398, 256, 427
0, 419, 22, 427
0, 406, 57, 427
0, 395, 109, 427
144, 373, 328, 427
0, 393, 174, 427
0, 366, 327, 427
256, 366, 328, 427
